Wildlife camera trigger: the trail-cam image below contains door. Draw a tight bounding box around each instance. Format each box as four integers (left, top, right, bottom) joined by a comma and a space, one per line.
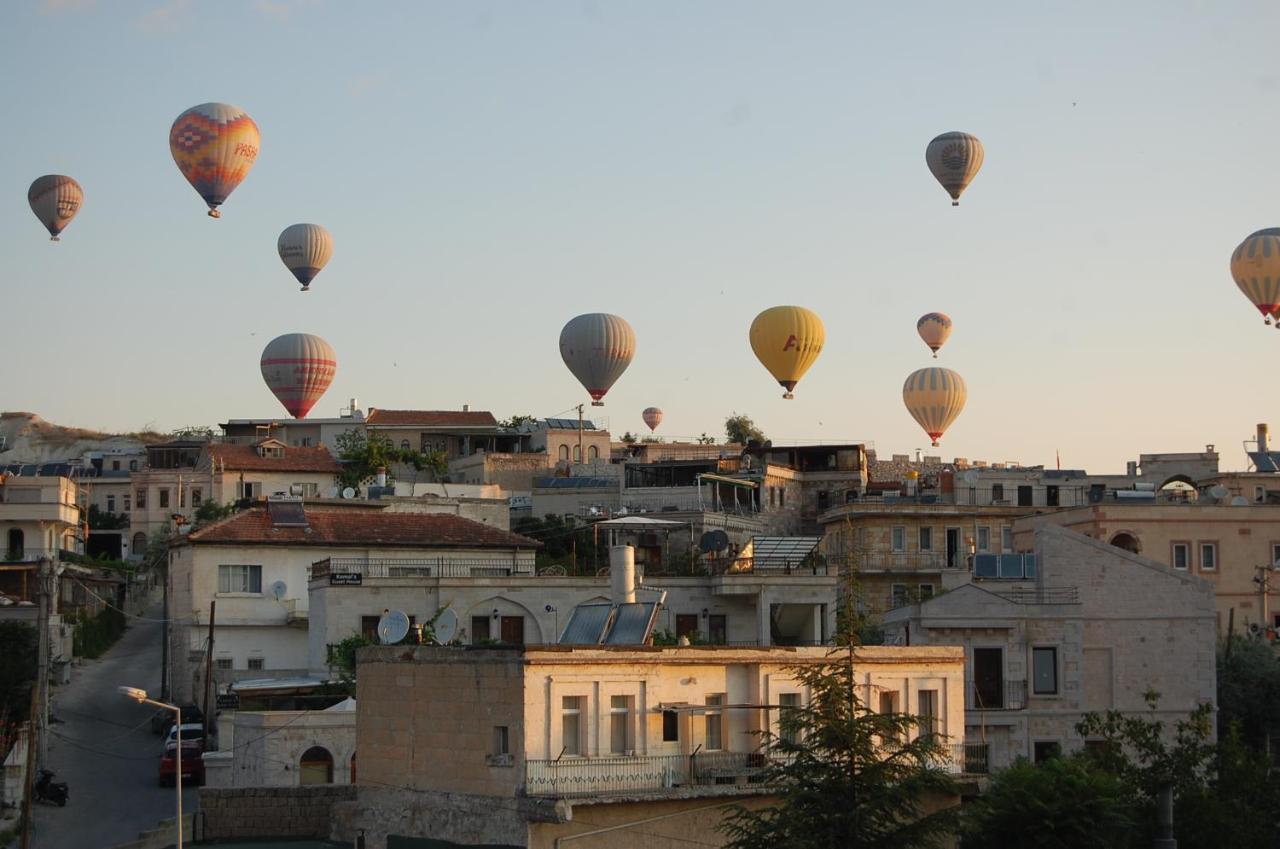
499, 616, 524, 644
676, 614, 699, 640
945, 528, 960, 569
972, 647, 1004, 709
1017, 485, 1033, 507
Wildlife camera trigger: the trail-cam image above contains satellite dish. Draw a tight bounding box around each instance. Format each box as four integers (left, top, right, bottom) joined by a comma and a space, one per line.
269, 581, 288, 600
698, 530, 730, 553
1231, 496, 1250, 507
1209, 485, 1229, 499
376, 610, 411, 645
341, 487, 356, 499
433, 608, 458, 645
962, 470, 979, 486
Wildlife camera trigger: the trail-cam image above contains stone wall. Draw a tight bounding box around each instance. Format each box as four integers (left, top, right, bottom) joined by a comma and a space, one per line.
199, 785, 356, 840
332, 785, 549, 849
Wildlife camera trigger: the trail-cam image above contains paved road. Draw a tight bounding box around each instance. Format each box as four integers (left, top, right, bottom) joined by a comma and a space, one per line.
31, 605, 197, 849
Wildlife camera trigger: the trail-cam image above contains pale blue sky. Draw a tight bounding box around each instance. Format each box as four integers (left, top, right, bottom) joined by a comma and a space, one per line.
3, 1, 1278, 471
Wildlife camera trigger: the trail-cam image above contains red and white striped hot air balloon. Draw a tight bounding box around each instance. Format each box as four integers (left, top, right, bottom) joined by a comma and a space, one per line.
642, 407, 664, 432
260, 333, 336, 419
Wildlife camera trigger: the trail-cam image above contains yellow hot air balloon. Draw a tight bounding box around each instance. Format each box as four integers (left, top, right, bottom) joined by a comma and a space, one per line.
169, 102, 260, 218
749, 306, 825, 399
926, 132, 984, 206
916, 312, 952, 358
903, 367, 967, 447
1229, 228, 1280, 324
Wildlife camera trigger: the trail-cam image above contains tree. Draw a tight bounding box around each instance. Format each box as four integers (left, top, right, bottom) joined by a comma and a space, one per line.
1216, 636, 1280, 753
696, 432, 717, 445
725, 413, 765, 445
193, 500, 238, 528
720, 653, 959, 849
620, 431, 638, 445
87, 504, 130, 530
499, 414, 537, 429
333, 428, 447, 491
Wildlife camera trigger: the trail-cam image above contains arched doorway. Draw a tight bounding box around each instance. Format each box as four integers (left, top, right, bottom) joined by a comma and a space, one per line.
1109, 532, 1141, 554
6, 529, 23, 560
131, 532, 147, 558
1159, 476, 1196, 502
299, 746, 333, 785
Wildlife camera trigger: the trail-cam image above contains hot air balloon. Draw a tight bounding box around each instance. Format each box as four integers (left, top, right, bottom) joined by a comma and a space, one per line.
642, 407, 664, 432
903, 367, 967, 447
260, 333, 336, 419
1229, 229, 1280, 324
559, 314, 636, 406
28, 175, 83, 241
916, 312, 952, 358
278, 224, 334, 292
749, 306, 825, 399
169, 103, 260, 218
926, 132, 984, 206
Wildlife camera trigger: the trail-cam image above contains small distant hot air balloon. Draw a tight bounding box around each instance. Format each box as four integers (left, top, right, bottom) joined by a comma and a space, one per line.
903, 367, 967, 447
28, 175, 83, 241
559, 313, 636, 406
917, 312, 952, 358
1229, 229, 1280, 324
260, 333, 336, 419
642, 407, 664, 432
169, 102, 260, 218
278, 224, 333, 292
749, 306, 825, 399
926, 132, 984, 206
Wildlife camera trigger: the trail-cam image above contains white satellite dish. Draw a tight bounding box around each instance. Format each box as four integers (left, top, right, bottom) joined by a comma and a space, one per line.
1231, 496, 1250, 507
377, 610, 411, 645
433, 608, 458, 645
1209, 485, 1229, 499
962, 470, 979, 486
269, 580, 288, 601
341, 487, 356, 500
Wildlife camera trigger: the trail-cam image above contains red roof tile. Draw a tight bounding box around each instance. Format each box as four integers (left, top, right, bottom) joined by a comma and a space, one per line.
365, 409, 499, 428
204, 443, 341, 474
182, 507, 540, 549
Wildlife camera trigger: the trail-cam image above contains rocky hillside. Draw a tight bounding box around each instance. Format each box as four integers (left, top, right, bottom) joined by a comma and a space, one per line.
0, 412, 169, 465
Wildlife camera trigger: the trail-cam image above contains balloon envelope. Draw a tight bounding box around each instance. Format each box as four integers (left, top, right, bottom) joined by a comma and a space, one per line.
559, 314, 636, 406
170, 102, 260, 217
917, 312, 953, 357
260, 333, 337, 419
28, 175, 83, 241
1229, 228, 1280, 322
642, 407, 664, 432
926, 132, 984, 205
903, 367, 967, 447
749, 306, 825, 399
278, 224, 334, 291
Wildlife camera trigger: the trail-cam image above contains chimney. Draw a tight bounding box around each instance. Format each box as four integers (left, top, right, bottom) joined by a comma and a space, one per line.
609, 545, 637, 605
463, 404, 470, 413
1258, 423, 1270, 453
1126, 461, 1138, 477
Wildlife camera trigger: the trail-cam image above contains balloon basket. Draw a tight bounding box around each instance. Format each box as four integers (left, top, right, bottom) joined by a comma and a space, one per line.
951, 201, 959, 207
782, 392, 794, 400
207, 209, 221, 219
591, 401, 604, 407
50, 236, 59, 242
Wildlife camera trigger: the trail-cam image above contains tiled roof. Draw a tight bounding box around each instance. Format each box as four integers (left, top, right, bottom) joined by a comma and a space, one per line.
204, 443, 341, 473
182, 507, 540, 549
365, 409, 498, 428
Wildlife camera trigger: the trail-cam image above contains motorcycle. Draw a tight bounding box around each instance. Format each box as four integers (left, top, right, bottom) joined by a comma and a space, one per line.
34, 769, 68, 806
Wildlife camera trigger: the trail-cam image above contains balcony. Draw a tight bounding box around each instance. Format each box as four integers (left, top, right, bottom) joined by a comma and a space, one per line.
710, 556, 830, 577
965, 679, 1028, 711
311, 555, 534, 581
829, 551, 953, 573
524, 751, 772, 798
951, 742, 989, 775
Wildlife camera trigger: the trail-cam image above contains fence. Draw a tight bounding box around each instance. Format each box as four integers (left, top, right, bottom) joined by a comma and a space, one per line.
966, 679, 1027, 711
311, 556, 534, 580
524, 751, 771, 797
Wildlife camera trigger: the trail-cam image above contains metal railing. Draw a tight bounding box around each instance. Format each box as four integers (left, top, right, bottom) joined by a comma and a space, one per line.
709, 556, 830, 577
949, 742, 989, 775
965, 679, 1027, 711
311, 556, 534, 580
826, 551, 957, 572
989, 587, 1080, 605
524, 751, 772, 798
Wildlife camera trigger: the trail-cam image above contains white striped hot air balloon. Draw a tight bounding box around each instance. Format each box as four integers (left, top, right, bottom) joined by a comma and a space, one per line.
28, 175, 83, 241
559, 313, 636, 406
1229, 229, 1280, 325
926, 132, 984, 206
916, 312, 952, 358
903, 367, 967, 447
278, 224, 334, 292
642, 407, 664, 432
260, 333, 337, 419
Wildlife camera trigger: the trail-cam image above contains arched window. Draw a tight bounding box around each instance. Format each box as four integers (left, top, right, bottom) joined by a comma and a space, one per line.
131, 532, 147, 557
299, 746, 334, 785
588, 446, 599, 461
400, 440, 410, 452
349, 751, 357, 784
6, 529, 24, 561
573, 445, 581, 463
1109, 533, 1141, 555
558, 445, 569, 461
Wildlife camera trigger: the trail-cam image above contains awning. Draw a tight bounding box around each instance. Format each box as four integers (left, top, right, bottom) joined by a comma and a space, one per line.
698, 474, 757, 489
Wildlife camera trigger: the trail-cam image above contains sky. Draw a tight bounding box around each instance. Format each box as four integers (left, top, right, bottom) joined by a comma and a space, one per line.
3, 0, 1279, 473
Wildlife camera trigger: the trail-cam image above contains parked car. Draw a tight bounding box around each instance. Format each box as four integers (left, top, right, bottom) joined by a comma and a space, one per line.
150, 704, 203, 736
164, 722, 217, 751
158, 739, 204, 787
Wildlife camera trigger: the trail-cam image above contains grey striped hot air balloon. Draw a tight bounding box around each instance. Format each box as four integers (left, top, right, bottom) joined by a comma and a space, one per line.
278, 223, 334, 292
28, 175, 83, 241
559, 313, 636, 406
926, 132, 984, 206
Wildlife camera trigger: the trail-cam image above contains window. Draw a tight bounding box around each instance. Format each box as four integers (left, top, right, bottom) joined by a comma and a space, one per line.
991, 483, 1004, 502
769, 487, 776, 508
131, 531, 146, 554
1172, 542, 1190, 570
299, 746, 334, 785
705, 694, 724, 750
241, 481, 262, 500
918, 583, 934, 601
778, 693, 801, 745
977, 527, 991, 552
191, 488, 202, 507
300, 437, 313, 447
778, 487, 785, 507
610, 695, 633, 754
218, 564, 262, 594
676, 614, 699, 640
500, 616, 524, 644
1017, 485, 1033, 507
707, 614, 727, 645
123, 495, 131, 512
493, 726, 510, 756
1001, 526, 1013, 553
917, 689, 939, 737
1200, 542, 1217, 572
817, 490, 830, 511
891, 526, 906, 552
136, 488, 147, 509
558, 445, 569, 461
159, 489, 170, 509
178, 487, 186, 509
561, 696, 583, 756
215, 657, 233, 670
588, 446, 599, 461
111, 460, 121, 471
1257, 486, 1267, 504
247, 657, 264, 670
106, 495, 116, 513
1034, 741, 1062, 763
129, 460, 138, 471
573, 445, 581, 463
1046, 485, 1060, 507
972, 647, 1005, 709
1032, 647, 1058, 695
400, 440, 411, 452
878, 690, 900, 714
919, 526, 933, 551
891, 584, 909, 608
662, 709, 679, 742
294, 482, 319, 497
470, 615, 490, 643
1273, 543, 1280, 568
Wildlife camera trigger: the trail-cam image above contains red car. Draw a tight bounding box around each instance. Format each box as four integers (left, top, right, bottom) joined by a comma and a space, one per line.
159, 739, 204, 786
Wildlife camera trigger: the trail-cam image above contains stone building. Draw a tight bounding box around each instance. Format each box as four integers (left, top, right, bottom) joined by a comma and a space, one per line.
883, 525, 1217, 771
203, 698, 356, 788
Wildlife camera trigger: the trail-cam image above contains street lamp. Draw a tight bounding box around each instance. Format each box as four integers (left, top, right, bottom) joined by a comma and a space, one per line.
118, 686, 183, 849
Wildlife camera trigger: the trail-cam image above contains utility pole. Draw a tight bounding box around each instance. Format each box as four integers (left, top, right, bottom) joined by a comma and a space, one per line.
21, 556, 51, 849
1254, 563, 1276, 636
202, 601, 215, 752
160, 553, 169, 701
576, 404, 585, 467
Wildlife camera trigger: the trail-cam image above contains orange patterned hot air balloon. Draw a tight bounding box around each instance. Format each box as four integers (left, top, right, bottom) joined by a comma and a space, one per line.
1229, 229, 1280, 324
169, 103, 260, 218
260, 333, 336, 419
28, 175, 83, 241
916, 312, 952, 358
